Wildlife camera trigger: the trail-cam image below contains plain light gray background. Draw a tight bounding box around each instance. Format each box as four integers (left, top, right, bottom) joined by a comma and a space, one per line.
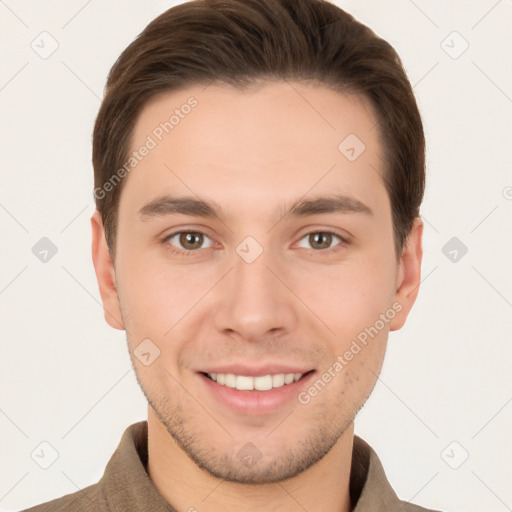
1, 1, 511, 511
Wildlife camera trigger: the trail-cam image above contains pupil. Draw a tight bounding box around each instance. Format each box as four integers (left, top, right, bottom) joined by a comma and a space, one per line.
182, 232, 202, 249
312, 233, 330, 249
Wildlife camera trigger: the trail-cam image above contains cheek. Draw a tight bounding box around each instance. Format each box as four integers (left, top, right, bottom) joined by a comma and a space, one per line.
298, 258, 396, 330
116, 256, 210, 376
116, 250, 204, 328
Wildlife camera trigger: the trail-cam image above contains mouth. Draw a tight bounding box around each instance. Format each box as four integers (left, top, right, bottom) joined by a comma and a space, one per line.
201, 371, 313, 391
197, 369, 317, 416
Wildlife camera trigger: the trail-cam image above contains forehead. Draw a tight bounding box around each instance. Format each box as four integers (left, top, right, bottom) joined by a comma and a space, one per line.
132, 80, 381, 157
122, 80, 388, 220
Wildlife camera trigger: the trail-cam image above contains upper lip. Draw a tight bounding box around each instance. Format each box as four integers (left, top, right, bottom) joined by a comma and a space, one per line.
199, 364, 314, 377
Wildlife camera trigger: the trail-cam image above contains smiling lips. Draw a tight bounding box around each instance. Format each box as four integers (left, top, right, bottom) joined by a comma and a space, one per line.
199, 367, 316, 415
206, 372, 304, 391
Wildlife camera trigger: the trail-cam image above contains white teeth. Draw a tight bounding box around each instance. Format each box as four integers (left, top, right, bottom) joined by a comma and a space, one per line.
272, 374, 285, 387
254, 375, 273, 391
207, 372, 304, 390
224, 374, 236, 387
236, 375, 254, 390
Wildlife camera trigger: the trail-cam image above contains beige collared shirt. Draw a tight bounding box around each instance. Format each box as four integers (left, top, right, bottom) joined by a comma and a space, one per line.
22, 421, 442, 511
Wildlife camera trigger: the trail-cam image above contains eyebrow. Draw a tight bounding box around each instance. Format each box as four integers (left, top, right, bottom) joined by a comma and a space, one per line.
138, 193, 373, 221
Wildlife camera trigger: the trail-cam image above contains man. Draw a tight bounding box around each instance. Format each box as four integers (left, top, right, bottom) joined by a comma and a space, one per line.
23, 0, 441, 510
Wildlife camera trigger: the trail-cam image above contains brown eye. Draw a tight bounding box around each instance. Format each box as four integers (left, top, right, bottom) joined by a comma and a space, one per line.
179, 232, 203, 250
297, 231, 345, 252
165, 231, 214, 253
309, 232, 333, 250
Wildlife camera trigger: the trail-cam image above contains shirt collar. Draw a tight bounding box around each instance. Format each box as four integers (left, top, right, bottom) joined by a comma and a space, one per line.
98, 421, 405, 511
349, 435, 404, 510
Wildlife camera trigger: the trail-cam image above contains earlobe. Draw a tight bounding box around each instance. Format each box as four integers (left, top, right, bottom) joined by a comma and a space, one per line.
91, 210, 125, 330
389, 217, 423, 331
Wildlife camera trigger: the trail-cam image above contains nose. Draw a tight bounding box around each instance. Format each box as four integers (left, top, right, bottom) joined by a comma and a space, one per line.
212, 242, 299, 343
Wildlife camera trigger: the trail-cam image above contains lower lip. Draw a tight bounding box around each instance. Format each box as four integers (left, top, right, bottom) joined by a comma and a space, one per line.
198, 371, 316, 416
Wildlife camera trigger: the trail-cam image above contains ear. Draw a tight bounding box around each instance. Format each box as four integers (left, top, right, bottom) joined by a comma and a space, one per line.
91, 210, 125, 330
389, 216, 423, 331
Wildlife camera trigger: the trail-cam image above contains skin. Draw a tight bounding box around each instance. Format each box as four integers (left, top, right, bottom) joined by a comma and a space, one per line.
91, 80, 423, 512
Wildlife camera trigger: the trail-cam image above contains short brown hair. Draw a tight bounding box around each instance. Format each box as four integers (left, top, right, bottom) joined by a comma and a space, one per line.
93, 0, 425, 259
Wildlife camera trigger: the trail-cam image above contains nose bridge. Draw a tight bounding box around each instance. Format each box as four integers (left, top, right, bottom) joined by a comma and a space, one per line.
214, 238, 298, 340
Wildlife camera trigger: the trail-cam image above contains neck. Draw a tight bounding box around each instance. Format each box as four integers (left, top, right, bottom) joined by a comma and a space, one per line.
146, 407, 354, 512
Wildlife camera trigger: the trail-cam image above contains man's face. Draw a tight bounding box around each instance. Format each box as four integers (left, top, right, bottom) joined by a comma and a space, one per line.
93, 81, 421, 484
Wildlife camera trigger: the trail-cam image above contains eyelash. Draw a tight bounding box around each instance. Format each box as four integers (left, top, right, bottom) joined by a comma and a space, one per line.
161, 229, 349, 257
